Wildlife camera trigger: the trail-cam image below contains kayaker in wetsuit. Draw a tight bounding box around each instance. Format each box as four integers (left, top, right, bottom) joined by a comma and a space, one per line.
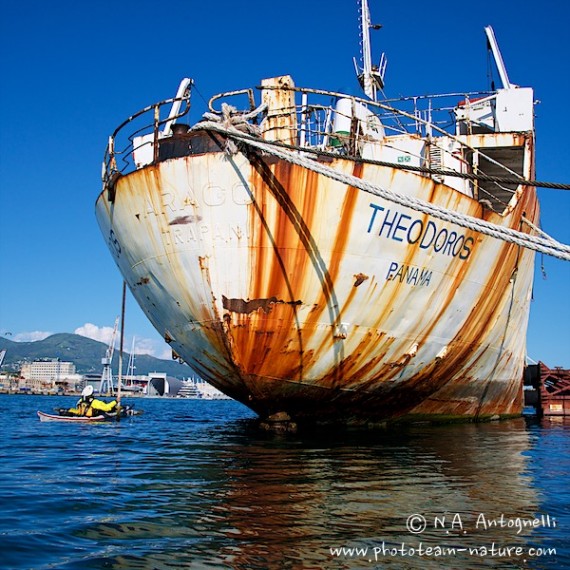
68, 385, 118, 417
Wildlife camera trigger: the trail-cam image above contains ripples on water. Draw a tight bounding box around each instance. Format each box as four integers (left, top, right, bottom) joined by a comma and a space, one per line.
0, 395, 567, 569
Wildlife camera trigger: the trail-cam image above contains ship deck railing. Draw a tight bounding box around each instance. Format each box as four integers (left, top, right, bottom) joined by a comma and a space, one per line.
102, 83, 529, 212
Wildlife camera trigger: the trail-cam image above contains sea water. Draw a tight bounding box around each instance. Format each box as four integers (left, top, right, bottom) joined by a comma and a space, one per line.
0, 394, 567, 570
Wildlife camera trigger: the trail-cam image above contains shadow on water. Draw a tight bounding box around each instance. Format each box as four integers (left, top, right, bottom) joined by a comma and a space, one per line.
0, 395, 567, 569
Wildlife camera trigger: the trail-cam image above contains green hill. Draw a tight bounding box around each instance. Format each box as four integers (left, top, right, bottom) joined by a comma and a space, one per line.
0, 333, 193, 378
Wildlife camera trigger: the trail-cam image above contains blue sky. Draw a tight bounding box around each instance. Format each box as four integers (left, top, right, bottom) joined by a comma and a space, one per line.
1, 0, 568, 367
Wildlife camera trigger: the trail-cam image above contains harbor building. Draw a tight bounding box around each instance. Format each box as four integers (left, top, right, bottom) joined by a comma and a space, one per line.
19, 359, 84, 393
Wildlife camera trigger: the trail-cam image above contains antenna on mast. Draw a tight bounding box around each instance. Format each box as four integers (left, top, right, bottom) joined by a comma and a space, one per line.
354, 0, 387, 101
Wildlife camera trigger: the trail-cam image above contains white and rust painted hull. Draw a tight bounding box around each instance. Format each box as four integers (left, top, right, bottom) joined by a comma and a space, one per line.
96, 140, 538, 424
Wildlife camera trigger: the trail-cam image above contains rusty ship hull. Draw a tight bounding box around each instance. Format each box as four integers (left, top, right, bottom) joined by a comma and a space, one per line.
96, 136, 538, 424
96, 14, 541, 424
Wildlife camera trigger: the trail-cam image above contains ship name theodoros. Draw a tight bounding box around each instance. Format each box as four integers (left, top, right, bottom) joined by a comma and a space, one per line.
367, 202, 474, 260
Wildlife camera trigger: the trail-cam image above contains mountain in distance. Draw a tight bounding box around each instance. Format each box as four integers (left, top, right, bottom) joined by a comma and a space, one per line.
0, 333, 193, 378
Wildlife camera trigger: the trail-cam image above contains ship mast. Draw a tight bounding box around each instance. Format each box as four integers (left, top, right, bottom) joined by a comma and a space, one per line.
355, 0, 387, 101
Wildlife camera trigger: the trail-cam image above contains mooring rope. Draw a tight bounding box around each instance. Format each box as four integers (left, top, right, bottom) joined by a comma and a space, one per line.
189, 107, 570, 261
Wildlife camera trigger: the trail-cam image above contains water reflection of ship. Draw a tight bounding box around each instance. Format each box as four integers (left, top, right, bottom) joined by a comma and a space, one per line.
200, 420, 540, 568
